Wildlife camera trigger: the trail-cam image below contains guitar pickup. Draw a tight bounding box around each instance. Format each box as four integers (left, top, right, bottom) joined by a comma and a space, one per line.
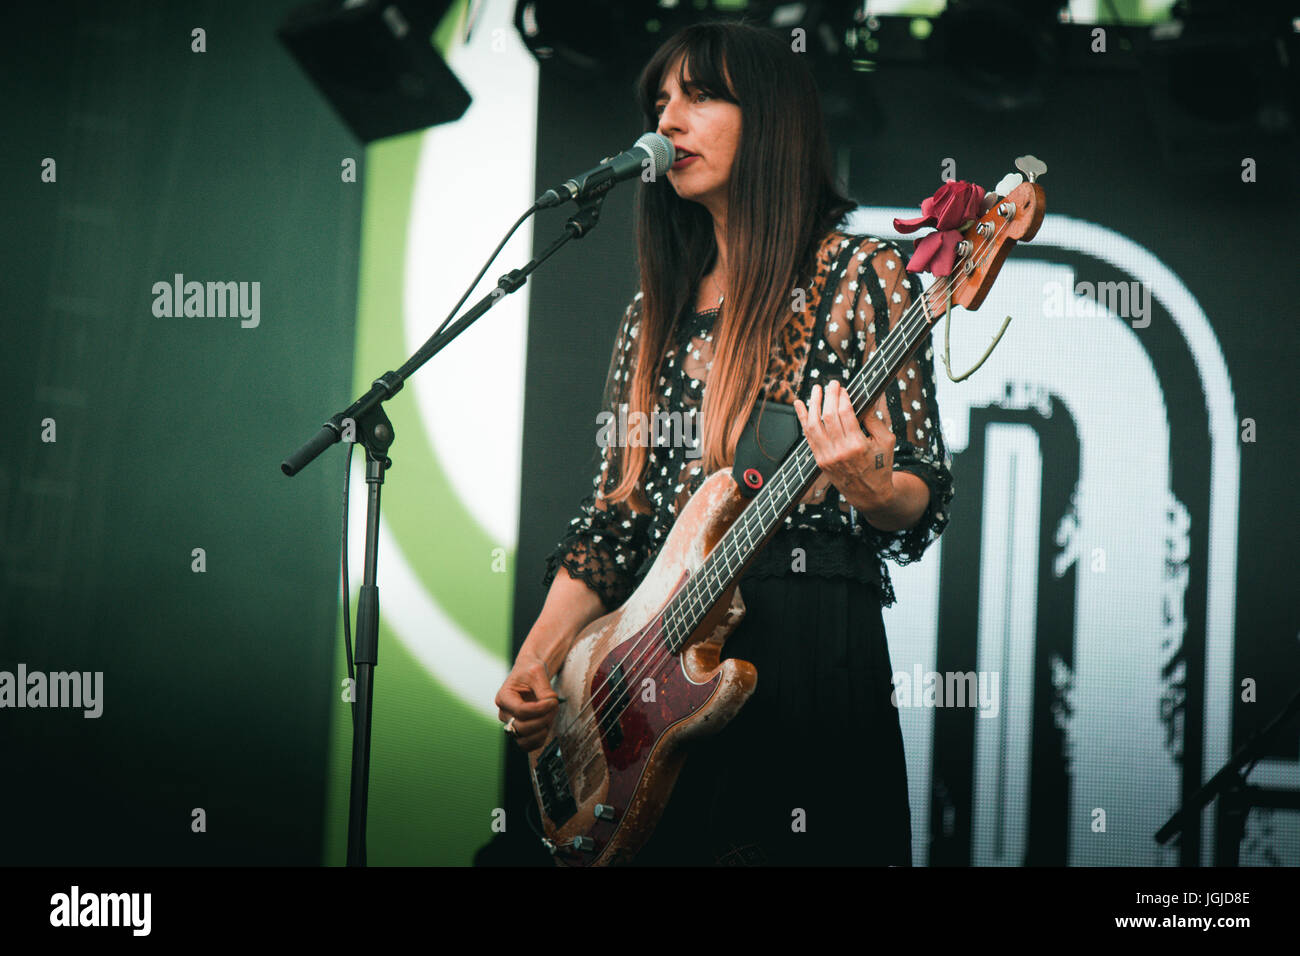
535, 741, 577, 826
593, 662, 626, 750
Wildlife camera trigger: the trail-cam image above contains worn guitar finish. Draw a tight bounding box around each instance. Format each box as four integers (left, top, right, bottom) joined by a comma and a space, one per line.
530, 171, 1046, 866
529, 469, 761, 866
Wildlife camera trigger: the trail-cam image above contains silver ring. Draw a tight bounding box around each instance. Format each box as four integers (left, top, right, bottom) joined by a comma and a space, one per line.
504, 717, 517, 736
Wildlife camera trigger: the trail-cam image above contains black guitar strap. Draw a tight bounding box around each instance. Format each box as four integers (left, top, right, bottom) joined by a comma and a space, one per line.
731, 398, 800, 499
730, 242, 850, 499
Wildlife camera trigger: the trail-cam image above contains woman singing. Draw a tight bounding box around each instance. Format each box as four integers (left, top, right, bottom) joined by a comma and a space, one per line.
495, 20, 953, 866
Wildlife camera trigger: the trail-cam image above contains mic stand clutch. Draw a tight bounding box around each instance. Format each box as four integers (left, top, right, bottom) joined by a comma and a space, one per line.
281, 192, 608, 866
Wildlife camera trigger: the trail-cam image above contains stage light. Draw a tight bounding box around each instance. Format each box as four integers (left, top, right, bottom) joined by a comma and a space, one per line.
513, 0, 669, 79
1140, 0, 1295, 172
278, 0, 472, 143
933, 0, 1056, 112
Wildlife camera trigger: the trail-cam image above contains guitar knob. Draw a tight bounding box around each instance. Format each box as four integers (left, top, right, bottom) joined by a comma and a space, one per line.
594, 803, 617, 821
1014, 154, 1047, 183
570, 836, 595, 852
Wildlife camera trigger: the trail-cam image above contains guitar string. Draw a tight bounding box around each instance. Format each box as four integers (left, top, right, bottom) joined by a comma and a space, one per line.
554, 218, 1013, 768
559, 221, 1008, 770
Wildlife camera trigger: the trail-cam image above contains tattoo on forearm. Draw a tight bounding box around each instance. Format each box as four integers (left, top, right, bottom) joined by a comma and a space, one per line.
875, 453, 885, 469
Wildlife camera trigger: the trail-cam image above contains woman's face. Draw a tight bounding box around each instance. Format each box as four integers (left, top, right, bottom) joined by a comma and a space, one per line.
655, 53, 741, 218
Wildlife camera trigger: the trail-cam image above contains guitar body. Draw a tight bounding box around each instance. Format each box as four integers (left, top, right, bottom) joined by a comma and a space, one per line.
528, 468, 759, 866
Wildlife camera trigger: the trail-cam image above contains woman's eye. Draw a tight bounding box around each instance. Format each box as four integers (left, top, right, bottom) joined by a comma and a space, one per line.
655, 91, 711, 115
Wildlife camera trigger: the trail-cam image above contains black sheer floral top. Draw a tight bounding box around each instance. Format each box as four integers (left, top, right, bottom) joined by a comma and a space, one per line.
542, 230, 954, 611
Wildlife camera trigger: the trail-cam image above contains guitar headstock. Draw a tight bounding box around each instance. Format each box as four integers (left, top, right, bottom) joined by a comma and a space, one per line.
921, 159, 1046, 320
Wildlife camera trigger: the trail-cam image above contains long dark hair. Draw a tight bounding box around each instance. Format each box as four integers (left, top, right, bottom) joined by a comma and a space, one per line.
606, 19, 856, 512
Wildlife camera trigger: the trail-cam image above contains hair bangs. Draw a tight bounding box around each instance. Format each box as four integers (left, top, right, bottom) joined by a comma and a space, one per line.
637, 30, 737, 127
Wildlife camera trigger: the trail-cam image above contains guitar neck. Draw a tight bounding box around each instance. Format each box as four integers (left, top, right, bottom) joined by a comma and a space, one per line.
660, 173, 1047, 649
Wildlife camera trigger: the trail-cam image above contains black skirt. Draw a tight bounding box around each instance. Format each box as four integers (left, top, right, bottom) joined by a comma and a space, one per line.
634, 570, 912, 867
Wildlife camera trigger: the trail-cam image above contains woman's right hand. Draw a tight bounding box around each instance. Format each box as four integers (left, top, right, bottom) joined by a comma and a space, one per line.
494, 648, 561, 753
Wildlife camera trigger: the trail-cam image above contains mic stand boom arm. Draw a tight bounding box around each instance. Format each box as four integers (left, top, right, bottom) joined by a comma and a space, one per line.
1155, 687, 1300, 864
281, 193, 606, 867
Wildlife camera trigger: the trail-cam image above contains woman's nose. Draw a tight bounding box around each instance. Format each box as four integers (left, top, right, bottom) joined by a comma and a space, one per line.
657, 99, 684, 135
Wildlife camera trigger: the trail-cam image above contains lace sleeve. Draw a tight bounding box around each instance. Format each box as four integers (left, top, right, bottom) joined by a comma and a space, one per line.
541, 294, 654, 612
845, 238, 954, 565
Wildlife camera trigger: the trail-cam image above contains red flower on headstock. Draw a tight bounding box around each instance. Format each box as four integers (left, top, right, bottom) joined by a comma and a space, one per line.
893, 180, 986, 278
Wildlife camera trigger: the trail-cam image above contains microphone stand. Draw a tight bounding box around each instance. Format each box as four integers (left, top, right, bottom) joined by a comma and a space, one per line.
282, 192, 608, 866
1155, 687, 1300, 865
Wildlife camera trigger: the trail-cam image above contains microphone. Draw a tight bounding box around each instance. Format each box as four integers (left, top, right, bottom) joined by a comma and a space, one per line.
536, 132, 675, 209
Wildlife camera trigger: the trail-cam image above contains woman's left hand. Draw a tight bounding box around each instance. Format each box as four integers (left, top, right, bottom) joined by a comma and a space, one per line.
794, 379, 895, 511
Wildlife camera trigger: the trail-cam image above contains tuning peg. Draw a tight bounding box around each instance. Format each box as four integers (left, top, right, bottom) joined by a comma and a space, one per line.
993, 172, 1024, 196
1015, 155, 1047, 183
